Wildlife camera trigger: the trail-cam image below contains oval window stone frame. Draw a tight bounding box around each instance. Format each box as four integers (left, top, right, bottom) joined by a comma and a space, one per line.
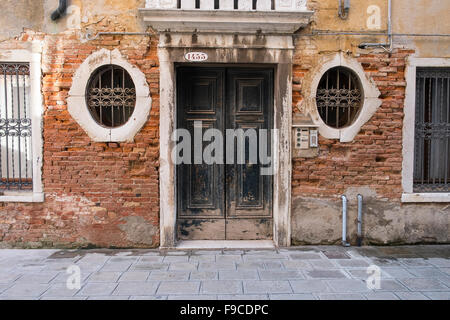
67, 49, 152, 142
305, 52, 382, 142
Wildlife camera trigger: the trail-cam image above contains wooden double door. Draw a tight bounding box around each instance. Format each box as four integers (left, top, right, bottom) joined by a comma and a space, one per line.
176, 66, 273, 240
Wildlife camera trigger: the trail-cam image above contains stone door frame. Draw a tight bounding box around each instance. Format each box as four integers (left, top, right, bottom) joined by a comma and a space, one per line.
158, 33, 293, 248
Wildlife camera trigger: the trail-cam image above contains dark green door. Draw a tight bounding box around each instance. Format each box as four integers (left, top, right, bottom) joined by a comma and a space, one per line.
176, 66, 273, 240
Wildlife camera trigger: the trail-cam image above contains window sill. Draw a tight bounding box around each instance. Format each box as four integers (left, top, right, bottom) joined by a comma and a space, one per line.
0, 192, 44, 203
401, 193, 450, 203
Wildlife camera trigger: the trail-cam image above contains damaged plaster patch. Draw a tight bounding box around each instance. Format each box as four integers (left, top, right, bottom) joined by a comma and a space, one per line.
119, 216, 156, 246
291, 195, 450, 245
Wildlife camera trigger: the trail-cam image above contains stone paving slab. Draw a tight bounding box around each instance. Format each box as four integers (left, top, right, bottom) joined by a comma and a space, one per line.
131, 263, 169, 271
219, 270, 259, 280
244, 280, 292, 294
258, 270, 304, 280
113, 282, 159, 296
0, 245, 448, 300
169, 262, 198, 271
42, 296, 87, 300
326, 279, 372, 293
88, 296, 130, 300
148, 271, 190, 281
399, 278, 449, 291
41, 283, 79, 297
304, 269, 348, 279
118, 271, 150, 282
422, 291, 450, 300
270, 294, 315, 300
290, 280, 331, 293
157, 281, 201, 295
2, 283, 50, 297
394, 291, 430, 300
218, 294, 268, 300
377, 280, 409, 291
168, 295, 217, 300
88, 272, 122, 283
190, 271, 218, 280
318, 293, 366, 300
201, 280, 243, 295
365, 292, 399, 300
130, 295, 167, 300
77, 283, 118, 296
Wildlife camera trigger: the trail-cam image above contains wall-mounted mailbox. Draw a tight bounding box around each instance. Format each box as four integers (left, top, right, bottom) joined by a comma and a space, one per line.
292, 114, 320, 158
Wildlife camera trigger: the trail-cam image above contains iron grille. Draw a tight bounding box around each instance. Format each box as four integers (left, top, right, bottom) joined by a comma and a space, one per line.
316, 67, 362, 129
413, 68, 450, 192
0, 62, 32, 191
86, 65, 136, 128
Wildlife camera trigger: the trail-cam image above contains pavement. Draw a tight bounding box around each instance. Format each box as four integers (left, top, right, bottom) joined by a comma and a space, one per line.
0, 245, 449, 300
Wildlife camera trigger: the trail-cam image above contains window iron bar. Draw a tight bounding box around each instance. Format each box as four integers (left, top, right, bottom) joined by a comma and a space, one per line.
413, 68, 450, 192
0, 62, 32, 190
87, 65, 136, 129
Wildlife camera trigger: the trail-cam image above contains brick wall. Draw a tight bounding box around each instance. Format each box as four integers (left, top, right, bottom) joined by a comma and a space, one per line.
292, 48, 413, 201
0, 31, 161, 248
289, 46, 449, 245
0, 29, 445, 247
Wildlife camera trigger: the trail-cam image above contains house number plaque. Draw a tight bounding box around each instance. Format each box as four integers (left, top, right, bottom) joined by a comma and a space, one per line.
185, 52, 208, 62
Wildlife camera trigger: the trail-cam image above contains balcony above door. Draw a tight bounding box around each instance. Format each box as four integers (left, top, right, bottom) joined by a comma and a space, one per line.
140, 0, 314, 34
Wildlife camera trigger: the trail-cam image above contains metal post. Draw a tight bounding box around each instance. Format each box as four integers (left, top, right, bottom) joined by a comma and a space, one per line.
342, 195, 350, 247
357, 194, 363, 246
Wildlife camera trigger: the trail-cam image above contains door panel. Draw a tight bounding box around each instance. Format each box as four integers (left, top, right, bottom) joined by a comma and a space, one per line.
176, 67, 273, 240
226, 219, 273, 240
226, 69, 273, 223
183, 120, 220, 214
177, 219, 226, 240
177, 68, 225, 235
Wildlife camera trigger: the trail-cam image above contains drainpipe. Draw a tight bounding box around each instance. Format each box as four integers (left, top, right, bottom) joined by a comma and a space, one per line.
357, 194, 363, 246
341, 195, 350, 247
358, 0, 392, 50
387, 0, 392, 51
338, 0, 350, 20
51, 0, 68, 21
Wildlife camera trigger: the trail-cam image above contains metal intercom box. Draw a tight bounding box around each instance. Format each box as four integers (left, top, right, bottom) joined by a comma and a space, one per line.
292, 114, 320, 158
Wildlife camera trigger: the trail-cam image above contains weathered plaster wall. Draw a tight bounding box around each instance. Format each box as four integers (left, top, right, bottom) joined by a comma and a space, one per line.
292, 196, 449, 245
304, 0, 450, 57
393, 0, 450, 58
0, 0, 45, 41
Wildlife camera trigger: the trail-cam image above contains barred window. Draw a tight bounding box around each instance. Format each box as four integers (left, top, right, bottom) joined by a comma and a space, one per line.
413, 68, 450, 193
86, 65, 136, 128
0, 62, 32, 191
316, 67, 363, 129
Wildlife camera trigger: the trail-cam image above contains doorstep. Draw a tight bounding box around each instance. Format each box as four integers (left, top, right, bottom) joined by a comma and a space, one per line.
172, 240, 276, 250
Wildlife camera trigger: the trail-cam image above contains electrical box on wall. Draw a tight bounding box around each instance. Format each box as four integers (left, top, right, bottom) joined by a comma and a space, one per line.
292, 114, 320, 158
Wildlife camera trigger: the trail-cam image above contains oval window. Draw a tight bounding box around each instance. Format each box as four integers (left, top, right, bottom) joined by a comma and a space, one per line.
86, 65, 136, 128
316, 67, 363, 129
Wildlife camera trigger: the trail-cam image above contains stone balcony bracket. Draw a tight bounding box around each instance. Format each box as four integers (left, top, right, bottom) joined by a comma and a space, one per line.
140, 0, 314, 34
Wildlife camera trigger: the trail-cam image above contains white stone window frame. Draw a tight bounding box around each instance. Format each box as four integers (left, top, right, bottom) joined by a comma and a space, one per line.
67, 49, 152, 142
305, 52, 382, 143
0, 42, 44, 203
402, 57, 450, 203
